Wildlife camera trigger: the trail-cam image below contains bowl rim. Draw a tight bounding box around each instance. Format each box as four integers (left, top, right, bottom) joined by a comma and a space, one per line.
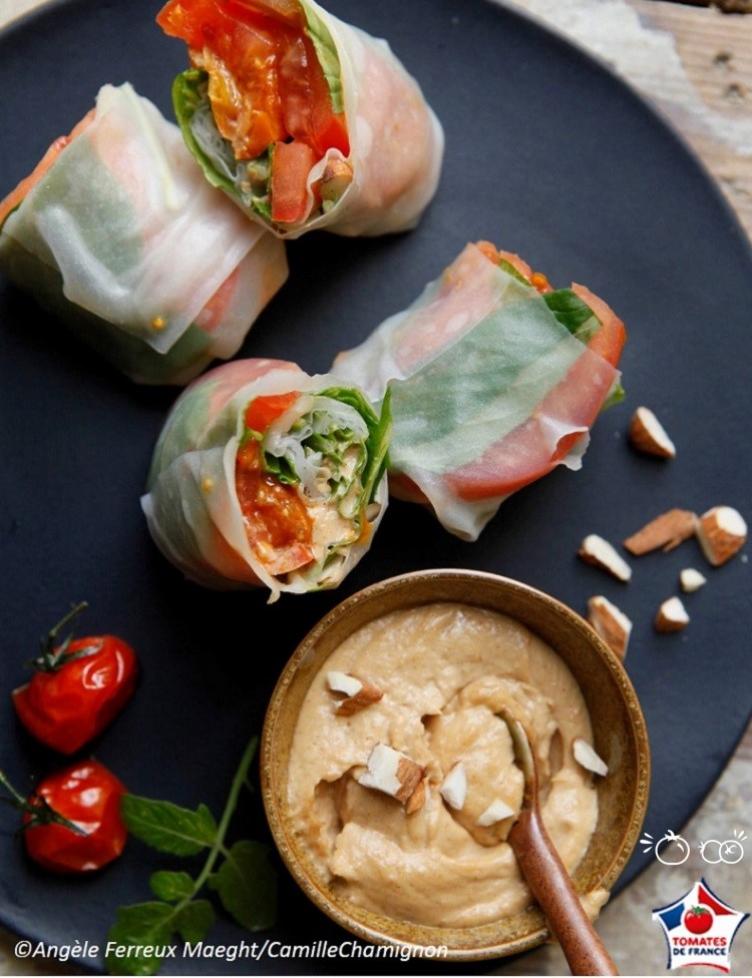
261, 568, 651, 961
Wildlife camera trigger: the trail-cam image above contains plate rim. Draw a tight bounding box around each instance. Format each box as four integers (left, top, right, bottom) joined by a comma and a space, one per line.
0, 0, 750, 970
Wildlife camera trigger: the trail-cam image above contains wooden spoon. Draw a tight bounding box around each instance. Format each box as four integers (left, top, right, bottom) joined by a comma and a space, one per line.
501, 711, 619, 976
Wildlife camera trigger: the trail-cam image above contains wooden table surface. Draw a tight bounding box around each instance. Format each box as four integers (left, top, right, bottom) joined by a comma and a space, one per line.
0, 0, 749, 974
634, 0, 752, 236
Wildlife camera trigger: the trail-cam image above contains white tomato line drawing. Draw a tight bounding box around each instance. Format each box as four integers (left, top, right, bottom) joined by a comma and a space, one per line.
640, 829, 691, 865
700, 829, 747, 866
699, 839, 724, 864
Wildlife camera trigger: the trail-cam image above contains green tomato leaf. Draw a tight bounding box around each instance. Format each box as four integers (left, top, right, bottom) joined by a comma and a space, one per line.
149, 870, 195, 903
121, 795, 217, 856
175, 900, 215, 945
208, 840, 278, 932
105, 902, 176, 977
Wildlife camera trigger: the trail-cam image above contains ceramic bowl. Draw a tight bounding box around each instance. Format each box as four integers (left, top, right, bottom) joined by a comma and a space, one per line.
261, 569, 650, 960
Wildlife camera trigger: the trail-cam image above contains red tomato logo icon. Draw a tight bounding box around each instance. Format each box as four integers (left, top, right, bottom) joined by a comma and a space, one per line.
684, 906, 713, 935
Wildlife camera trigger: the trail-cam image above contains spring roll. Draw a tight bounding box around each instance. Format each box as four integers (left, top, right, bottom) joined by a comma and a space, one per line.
333, 242, 626, 541
142, 358, 391, 599
0, 83, 288, 385
157, 0, 444, 237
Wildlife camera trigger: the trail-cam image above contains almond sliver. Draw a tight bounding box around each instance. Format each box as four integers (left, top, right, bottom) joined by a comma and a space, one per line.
573, 738, 608, 777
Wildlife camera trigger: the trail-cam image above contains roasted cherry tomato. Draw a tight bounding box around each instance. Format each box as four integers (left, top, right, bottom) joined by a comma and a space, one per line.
235, 437, 314, 574
12, 603, 138, 755
0, 760, 127, 873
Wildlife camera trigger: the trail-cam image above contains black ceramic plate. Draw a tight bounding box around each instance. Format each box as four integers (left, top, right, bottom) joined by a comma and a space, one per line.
1, 0, 750, 973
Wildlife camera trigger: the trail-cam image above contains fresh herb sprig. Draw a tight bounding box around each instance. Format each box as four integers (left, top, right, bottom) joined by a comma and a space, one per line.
106, 735, 277, 976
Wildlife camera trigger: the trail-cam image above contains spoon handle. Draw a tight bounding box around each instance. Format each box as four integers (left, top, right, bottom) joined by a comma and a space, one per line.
509, 809, 619, 976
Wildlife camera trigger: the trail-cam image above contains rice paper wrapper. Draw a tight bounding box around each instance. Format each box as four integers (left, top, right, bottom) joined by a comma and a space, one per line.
143, 359, 388, 599
333, 245, 619, 540
0, 83, 288, 383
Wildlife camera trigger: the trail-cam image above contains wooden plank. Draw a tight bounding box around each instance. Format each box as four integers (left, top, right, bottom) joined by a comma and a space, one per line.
631, 0, 752, 235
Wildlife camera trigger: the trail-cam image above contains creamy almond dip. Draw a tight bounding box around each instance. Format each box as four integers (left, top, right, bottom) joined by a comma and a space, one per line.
287, 603, 602, 928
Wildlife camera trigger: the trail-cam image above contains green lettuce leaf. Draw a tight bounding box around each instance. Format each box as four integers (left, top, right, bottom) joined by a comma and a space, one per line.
497, 257, 530, 285
497, 258, 602, 345
543, 288, 600, 341
172, 70, 236, 197
263, 451, 300, 486
302, 3, 345, 115
542, 289, 625, 409
172, 70, 274, 222
602, 379, 626, 410
316, 386, 392, 504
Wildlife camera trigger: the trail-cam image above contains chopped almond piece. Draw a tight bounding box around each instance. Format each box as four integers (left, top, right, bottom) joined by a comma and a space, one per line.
357, 744, 424, 806
327, 671, 383, 716
335, 683, 383, 716
579, 534, 632, 582
680, 568, 707, 593
327, 671, 362, 697
628, 406, 676, 458
655, 596, 690, 633
405, 779, 427, 816
440, 762, 467, 811
623, 509, 697, 556
365, 502, 382, 522
319, 158, 354, 205
573, 738, 608, 777
696, 506, 747, 567
476, 798, 515, 827
587, 596, 632, 660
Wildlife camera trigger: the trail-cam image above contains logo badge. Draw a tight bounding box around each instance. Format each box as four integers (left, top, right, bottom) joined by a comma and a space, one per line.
653, 878, 748, 972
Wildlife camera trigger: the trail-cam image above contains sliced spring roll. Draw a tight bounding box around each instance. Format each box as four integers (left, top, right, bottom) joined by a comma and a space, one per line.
0, 83, 288, 385
142, 358, 391, 599
333, 242, 626, 541
157, 0, 444, 237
